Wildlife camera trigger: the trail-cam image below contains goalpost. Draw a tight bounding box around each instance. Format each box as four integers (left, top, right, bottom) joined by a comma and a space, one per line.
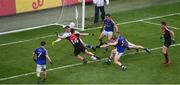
55, 0, 85, 31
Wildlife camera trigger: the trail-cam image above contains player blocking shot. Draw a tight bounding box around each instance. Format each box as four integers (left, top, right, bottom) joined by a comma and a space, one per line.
96, 14, 120, 48
103, 37, 151, 54
32, 41, 53, 84
101, 35, 127, 71
52, 26, 100, 64
160, 22, 175, 65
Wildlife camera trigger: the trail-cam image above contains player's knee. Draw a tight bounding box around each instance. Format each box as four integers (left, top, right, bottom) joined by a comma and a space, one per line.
162, 48, 167, 54
37, 72, 40, 77
162, 50, 166, 54
43, 69, 46, 72
114, 61, 119, 65
43, 71, 46, 75
114, 59, 119, 64
85, 50, 91, 54
108, 36, 112, 41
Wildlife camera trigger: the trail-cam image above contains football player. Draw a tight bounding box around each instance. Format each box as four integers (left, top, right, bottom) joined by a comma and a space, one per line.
101, 35, 127, 71
52, 26, 100, 63
33, 41, 53, 84
97, 14, 120, 48
160, 22, 175, 65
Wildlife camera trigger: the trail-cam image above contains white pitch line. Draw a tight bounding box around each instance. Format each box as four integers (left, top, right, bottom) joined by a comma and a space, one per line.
0, 43, 180, 81
0, 35, 54, 47
0, 24, 56, 35
141, 21, 180, 30
0, 13, 179, 47
118, 12, 180, 25
85, 12, 180, 31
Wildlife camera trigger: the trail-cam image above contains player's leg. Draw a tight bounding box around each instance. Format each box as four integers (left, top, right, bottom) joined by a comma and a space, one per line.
42, 65, 47, 82
162, 46, 170, 64
74, 48, 88, 64
136, 45, 151, 53
76, 54, 88, 64
132, 45, 144, 49
114, 52, 127, 71
85, 44, 96, 51
100, 32, 113, 52
99, 6, 105, 21
36, 64, 42, 84
162, 39, 171, 65
94, 6, 99, 23
97, 32, 105, 48
107, 32, 113, 42
80, 38, 96, 51
105, 49, 116, 64
128, 42, 151, 53
85, 49, 100, 60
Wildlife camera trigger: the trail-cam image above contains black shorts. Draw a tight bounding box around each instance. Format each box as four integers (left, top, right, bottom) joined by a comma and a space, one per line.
74, 45, 86, 56
164, 39, 171, 48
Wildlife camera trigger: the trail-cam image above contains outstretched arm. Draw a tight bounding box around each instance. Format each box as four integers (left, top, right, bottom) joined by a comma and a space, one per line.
52, 33, 69, 46
45, 50, 52, 64
101, 40, 118, 48
108, 41, 118, 46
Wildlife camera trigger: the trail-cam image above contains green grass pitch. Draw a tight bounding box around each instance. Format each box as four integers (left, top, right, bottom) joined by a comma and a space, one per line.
0, 2, 180, 84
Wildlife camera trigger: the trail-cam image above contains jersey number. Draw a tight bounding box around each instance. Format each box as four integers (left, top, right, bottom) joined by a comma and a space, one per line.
37, 52, 42, 58
71, 39, 79, 44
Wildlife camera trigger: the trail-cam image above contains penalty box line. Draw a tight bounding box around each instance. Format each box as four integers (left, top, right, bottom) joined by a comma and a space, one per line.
0, 43, 180, 81
0, 13, 179, 47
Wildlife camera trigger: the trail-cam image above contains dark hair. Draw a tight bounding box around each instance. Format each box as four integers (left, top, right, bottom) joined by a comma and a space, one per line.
64, 25, 70, 29
161, 22, 167, 25
70, 28, 75, 33
41, 41, 46, 46
105, 14, 111, 17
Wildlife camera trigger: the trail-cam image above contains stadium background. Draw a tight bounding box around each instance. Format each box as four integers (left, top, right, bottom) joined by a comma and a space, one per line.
0, 0, 179, 34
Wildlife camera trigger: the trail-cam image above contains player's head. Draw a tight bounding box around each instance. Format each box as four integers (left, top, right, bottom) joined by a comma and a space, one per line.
161, 22, 167, 26
41, 41, 46, 46
64, 25, 70, 32
70, 28, 75, 33
105, 14, 111, 20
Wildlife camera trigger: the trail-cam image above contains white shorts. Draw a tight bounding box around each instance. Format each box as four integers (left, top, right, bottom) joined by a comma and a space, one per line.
115, 50, 124, 59
102, 30, 113, 36
36, 64, 46, 72
128, 42, 136, 48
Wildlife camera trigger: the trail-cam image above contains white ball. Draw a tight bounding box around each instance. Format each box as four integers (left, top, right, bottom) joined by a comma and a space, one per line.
69, 22, 75, 28
91, 56, 97, 61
